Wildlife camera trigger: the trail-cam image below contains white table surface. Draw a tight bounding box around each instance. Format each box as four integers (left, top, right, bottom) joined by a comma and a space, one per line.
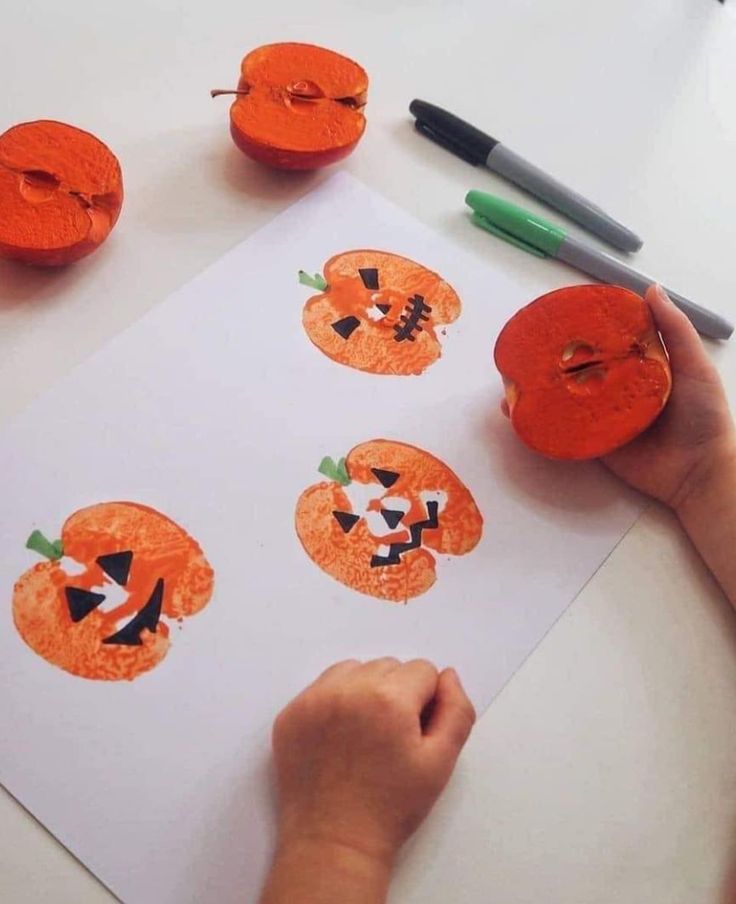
1, 1, 735, 902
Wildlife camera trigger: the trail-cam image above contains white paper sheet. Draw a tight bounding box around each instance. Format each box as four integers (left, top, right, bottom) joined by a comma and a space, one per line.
0, 174, 642, 904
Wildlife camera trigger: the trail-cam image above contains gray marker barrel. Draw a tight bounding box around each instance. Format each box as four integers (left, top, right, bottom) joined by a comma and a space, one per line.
557, 234, 734, 340
487, 144, 643, 255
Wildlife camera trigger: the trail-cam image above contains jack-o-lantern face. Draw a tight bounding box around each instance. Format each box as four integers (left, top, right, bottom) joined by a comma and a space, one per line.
295, 440, 483, 602
300, 250, 462, 375
12, 502, 214, 681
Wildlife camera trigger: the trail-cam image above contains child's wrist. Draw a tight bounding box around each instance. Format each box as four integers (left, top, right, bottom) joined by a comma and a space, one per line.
673, 437, 736, 521
273, 833, 394, 891
276, 807, 401, 869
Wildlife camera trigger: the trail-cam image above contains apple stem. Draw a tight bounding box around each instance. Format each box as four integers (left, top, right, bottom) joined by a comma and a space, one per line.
26, 529, 63, 561
298, 270, 329, 291
318, 456, 351, 486
210, 88, 250, 99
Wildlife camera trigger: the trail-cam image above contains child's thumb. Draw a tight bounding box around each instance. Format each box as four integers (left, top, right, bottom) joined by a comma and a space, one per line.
645, 284, 709, 375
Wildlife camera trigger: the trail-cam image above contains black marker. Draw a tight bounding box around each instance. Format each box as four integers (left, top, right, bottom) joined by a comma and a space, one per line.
409, 99, 642, 254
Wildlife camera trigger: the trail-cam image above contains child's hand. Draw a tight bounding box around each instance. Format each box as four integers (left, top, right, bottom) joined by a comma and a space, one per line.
602, 285, 735, 509
499, 284, 735, 504
271, 658, 476, 867
496, 284, 736, 611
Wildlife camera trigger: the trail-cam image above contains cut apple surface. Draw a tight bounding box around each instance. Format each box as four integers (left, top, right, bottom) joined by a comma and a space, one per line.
0, 120, 123, 267
494, 284, 672, 460
215, 43, 368, 171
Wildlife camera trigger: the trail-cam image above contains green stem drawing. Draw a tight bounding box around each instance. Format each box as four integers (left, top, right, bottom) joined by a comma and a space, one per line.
298, 270, 328, 291
318, 456, 351, 486
26, 530, 63, 561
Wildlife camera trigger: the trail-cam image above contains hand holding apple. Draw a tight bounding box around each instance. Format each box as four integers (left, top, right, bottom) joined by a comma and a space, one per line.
602, 284, 735, 509
494, 284, 672, 461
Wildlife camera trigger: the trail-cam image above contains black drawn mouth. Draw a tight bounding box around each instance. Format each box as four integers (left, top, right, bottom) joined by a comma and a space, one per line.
370, 501, 439, 567
102, 579, 164, 646
64, 550, 165, 646
393, 295, 432, 343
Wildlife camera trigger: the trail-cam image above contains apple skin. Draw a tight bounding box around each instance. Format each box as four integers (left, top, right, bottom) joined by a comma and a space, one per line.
228, 119, 363, 171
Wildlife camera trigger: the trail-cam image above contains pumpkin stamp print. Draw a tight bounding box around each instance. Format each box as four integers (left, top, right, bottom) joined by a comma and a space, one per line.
295, 440, 483, 603
299, 250, 462, 375
12, 502, 214, 681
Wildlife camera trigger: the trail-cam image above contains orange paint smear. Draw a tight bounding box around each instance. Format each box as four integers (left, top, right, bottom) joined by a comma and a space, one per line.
12, 502, 213, 681
302, 250, 462, 375
228, 43, 368, 170
295, 440, 483, 603
494, 284, 672, 460
0, 120, 123, 267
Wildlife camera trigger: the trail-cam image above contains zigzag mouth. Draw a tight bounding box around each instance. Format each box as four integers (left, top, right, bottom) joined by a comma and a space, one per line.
370, 501, 439, 567
393, 295, 432, 343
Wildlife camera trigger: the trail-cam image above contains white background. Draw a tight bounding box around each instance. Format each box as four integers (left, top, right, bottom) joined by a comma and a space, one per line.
1, 1, 735, 903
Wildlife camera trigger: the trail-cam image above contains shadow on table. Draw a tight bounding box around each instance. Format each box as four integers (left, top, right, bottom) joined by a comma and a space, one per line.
217, 142, 322, 202
0, 252, 103, 311
128, 124, 326, 239
478, 396, 636, 517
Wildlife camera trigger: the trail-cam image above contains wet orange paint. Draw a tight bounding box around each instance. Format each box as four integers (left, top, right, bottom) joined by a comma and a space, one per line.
494, 284, 672, 460
220, 43, 368, 170
12, 502, 213, 681
301, 251, 462, 376
0, 120, 123, 267
295, 440, 483, 603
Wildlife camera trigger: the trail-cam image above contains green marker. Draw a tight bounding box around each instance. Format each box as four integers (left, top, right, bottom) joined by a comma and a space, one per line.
465, 190, 733, 341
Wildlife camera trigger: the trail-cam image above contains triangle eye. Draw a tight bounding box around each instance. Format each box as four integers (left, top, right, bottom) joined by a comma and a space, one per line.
65, 587, 106, 623
380, 509, 404, 529
332, 511, 360, 533
332, 316, 361, 340
358, 268, 379, 290
371, 467, 399, 489
376, 303, 390, 315
96, 550, 133, 586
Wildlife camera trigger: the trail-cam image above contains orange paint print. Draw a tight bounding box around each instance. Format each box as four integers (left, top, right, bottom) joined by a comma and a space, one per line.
12, 502, 214, 681
295, 440, 483, 603
300, 251, 461, 376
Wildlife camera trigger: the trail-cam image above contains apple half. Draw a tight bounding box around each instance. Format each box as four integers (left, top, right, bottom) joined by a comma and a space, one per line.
494, 284, 672, 460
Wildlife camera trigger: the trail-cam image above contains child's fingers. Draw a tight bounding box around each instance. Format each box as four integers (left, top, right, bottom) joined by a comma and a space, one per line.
393, 658, 439, 711
313, 659, 362, 686
424, 668, 476, 752
645, 284, 710, 376
362, 656, 402, 677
